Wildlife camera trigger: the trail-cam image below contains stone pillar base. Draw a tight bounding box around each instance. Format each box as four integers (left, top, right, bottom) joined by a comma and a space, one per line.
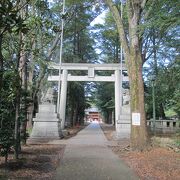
115, 114, 131, 139
29, 104, 62, 140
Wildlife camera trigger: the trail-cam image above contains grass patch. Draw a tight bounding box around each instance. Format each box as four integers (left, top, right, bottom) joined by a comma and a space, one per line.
174, 132, 180, 148
175, 139, 180, 148
27, 128, 32, 136
165, 108, 177, 118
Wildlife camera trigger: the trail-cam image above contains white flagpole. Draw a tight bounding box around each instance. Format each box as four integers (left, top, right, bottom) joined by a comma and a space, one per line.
57, 0, 65, 115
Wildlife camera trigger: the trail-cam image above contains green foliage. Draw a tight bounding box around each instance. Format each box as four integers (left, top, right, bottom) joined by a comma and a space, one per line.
59, 0, 102, 126
62, 2, 99, 63
140, 0, 180, 119
0, 122, 14, 162
0, 70, 16, 162
0, 0, 29, 35
93, 11, 120, 63
0, 0, 179, 160
165, 109, 177, 118
145, 58, 180, 119
0, 0, 56, 160
90, 12, 119, 122
146, 0, 180, 32
93, 82, 114, 123
175, 139, 180, 148
67, 81, 87, 125
172, 89, 180, 117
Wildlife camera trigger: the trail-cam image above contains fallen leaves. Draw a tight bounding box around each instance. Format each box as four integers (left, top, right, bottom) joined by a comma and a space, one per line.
101, 123, 180, 180
120, 147, 180, 180
0, 144, 65, 179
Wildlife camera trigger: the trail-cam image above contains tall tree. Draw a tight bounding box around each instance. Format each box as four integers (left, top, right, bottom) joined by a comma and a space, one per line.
0, 0, 62, 160
61, 0, 101, 127
104, 0, 151, 149
104, 0, 179, 149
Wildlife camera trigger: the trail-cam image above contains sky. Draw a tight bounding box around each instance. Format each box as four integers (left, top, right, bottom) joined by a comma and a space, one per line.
90, 10, 107, 26
48, 0, 106, 26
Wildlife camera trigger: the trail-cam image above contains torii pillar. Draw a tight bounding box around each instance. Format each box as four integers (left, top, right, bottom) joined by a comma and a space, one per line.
59, 69, 68, 129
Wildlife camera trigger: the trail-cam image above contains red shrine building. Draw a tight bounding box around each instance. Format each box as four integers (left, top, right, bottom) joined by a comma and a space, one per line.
85, 107, 102, 122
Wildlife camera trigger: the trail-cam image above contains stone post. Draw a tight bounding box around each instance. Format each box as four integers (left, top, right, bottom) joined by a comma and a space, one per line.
115, 69, 121, 128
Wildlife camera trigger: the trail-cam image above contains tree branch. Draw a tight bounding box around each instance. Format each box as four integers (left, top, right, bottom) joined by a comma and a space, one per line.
47, 32, 61, 59
127, 0, 133, 21
104, 0, 130, 57
144, 0, 156, 19
141, 0, 148, 9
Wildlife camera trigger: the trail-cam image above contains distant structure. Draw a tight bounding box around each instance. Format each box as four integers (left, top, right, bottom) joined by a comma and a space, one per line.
85, 107, 102, 122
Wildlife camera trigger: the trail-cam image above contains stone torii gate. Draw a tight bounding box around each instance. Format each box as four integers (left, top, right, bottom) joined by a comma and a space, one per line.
48, 63, 130, 138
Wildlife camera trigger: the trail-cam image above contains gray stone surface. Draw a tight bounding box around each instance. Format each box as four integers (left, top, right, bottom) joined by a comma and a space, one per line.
116, 104, 131, 139
30, 103, 60, 139
116, 115, 131, 138
53, 122, 139, 180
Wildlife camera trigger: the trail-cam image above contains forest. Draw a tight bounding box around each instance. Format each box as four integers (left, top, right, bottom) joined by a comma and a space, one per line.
0, 0, 179, 160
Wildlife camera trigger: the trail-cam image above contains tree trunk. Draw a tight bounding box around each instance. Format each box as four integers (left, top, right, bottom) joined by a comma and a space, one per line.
14, 88, 21, 159
27, 103, 34, 129
27, 35, 35, 128
108, 110, 112, 124
159, 103, 166, 119
105, 0, 149, 150
70, 104, 74, 127
0, 35, 3, 92
14, 32, 22, 159
73, 107, 78, 127
19, 31, 28, 144
5, 152, 8, 164
128, 52, 148, 149
115, 33, 119, 63
152, 28, 158, 74
73, 8, 77, 55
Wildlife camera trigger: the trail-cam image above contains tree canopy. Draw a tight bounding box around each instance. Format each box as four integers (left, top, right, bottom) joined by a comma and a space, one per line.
0, 0, 179, 160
